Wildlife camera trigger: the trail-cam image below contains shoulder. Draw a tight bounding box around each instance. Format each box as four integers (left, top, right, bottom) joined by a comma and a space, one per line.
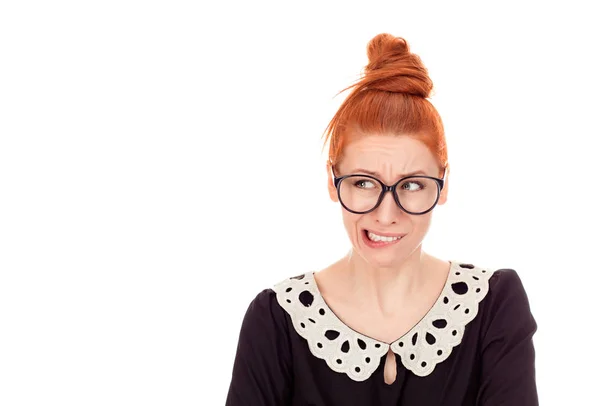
243, 271, 313, 326
247, 287, 278, 309
485, 267, 533, 309
243, 287, 288, 325
227, 288, 295, 403
479, 267, 537, 339
488, 267, 527, 291
232, 287, 295, 362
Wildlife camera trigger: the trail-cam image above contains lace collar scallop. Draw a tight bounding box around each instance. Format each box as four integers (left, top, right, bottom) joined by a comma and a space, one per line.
273, 260, 494, 381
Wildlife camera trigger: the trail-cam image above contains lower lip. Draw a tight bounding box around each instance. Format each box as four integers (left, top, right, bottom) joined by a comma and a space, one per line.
362, 230, 404, 248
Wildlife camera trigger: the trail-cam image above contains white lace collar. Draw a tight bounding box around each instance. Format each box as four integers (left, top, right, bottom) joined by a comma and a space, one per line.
273, 260, 493, 381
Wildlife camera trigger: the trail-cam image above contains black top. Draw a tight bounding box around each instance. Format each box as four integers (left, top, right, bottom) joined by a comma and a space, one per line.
225, 264, 538, 405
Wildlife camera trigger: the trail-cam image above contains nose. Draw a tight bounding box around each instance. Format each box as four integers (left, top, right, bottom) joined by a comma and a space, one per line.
373, 190, 402, 225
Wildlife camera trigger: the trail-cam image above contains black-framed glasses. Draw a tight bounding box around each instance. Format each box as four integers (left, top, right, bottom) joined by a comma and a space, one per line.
331, 165, 446, 215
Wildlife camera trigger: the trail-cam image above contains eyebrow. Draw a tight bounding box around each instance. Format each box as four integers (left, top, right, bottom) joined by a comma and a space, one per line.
350, 168, 429, 178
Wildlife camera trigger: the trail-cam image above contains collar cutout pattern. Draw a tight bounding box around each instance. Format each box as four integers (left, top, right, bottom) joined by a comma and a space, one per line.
273, 260, 493, 381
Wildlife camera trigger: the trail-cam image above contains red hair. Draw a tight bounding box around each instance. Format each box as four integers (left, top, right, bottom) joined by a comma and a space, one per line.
322, 33, 448, 177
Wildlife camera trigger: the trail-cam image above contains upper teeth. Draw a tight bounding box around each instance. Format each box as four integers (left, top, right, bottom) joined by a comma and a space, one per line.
368, 231, 402, 242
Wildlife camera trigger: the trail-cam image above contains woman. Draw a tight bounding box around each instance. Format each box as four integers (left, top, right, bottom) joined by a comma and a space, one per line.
225, 33, 538, 405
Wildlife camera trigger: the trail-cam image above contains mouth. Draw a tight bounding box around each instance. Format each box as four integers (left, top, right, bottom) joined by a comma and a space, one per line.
362, 229, 406, 247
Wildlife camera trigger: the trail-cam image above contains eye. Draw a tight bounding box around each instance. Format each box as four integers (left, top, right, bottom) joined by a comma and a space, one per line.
401, 180, 425, 191
354, 179, 377, 189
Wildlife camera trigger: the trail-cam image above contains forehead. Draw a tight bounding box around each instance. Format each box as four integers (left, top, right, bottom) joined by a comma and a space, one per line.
339, 134, 438, 173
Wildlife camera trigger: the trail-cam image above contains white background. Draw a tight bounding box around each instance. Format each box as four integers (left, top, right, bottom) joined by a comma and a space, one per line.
1, 1, 598, 404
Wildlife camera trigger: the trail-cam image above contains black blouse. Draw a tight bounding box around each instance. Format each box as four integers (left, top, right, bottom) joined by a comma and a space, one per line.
225, 261, 538, 405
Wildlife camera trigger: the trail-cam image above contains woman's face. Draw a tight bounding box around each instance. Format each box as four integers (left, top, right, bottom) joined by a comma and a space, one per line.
327, 134, 449, 269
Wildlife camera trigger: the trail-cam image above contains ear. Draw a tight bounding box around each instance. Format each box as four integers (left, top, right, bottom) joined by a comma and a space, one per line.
326, 161, 339, 202
437, 164, 450, 205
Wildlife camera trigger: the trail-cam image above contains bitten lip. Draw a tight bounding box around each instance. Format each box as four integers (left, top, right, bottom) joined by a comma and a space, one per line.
364, 229, 406, 238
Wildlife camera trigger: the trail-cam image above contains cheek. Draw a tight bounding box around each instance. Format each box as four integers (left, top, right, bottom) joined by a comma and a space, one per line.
409, 214, 433, 237
341, 211, 362, 241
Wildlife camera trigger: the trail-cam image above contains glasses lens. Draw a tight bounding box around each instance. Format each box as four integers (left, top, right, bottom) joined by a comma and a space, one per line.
395, 177, 440, 214
338, 176, 383, 213
338, 176, 440, 214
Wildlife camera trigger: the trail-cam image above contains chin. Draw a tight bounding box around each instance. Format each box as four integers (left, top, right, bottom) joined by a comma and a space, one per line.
354, 246, 407, 269
369, 254, 406, 269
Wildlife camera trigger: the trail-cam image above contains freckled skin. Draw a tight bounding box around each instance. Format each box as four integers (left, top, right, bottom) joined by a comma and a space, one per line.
327, 134, 449, 271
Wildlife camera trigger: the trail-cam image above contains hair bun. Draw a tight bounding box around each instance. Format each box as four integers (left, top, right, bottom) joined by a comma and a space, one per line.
362, 33, 433, 98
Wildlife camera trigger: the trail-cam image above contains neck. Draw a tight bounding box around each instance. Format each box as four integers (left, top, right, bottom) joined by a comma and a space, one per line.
340, 247, 431, 316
